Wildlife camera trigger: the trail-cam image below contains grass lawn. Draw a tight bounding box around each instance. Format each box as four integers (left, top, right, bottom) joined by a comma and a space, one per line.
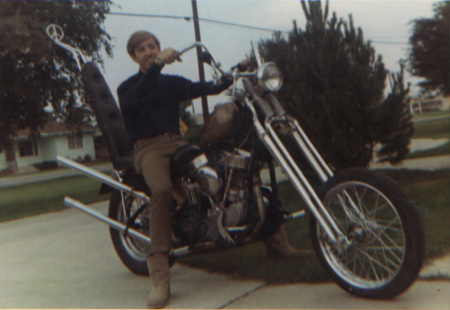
408, 112, 449, 158
412, 111, 450, 122
412, 115, 450, 139
385, 169, 450, 259
0, 175, 107, 222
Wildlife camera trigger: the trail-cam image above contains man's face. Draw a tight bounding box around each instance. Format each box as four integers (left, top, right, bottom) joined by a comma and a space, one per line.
131, 37, 160, 73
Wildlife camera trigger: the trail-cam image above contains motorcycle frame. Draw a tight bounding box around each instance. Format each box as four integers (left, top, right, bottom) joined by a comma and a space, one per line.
58, 155, 306, 259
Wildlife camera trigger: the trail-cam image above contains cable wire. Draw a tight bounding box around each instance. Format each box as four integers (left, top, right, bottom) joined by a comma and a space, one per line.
108, 11, 408, 44
108, 11, 285, 33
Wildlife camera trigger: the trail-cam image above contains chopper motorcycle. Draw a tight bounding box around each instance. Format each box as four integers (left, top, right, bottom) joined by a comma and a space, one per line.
47, 24, 424, 299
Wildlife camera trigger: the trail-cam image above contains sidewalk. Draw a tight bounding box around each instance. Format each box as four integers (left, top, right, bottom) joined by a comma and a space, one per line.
370, 154, 450, 170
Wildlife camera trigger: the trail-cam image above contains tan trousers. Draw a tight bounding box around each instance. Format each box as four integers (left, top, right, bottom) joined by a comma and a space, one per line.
134, 133, 186, 254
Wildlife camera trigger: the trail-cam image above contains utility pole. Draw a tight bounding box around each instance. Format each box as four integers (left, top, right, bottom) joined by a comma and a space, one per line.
191, 0, 209, 122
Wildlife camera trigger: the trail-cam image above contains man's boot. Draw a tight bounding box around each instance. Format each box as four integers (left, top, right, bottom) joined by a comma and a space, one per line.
264, 224, 314, 258
146, 253, 170, 309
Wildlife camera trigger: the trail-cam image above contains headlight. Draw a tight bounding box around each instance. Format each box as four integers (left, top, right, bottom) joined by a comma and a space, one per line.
257, 62, 283, 92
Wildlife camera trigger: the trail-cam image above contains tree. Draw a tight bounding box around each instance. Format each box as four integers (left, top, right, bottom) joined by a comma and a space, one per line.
409, 2, 450, 95
0, 1, 113, 145
259, 0, 412, 169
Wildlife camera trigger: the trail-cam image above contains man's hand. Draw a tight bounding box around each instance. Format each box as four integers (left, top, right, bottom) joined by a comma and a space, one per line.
155, 48, 181, 66
239, 57, 251, 69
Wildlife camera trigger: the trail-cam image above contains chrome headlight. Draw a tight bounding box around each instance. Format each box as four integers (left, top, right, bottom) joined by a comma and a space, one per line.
257, 62, 283, 92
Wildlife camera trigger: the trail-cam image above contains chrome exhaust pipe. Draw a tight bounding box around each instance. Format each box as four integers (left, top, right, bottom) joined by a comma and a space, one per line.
65, 197, 220, 259
64, 197, 151, 244
57, 156, 150, 203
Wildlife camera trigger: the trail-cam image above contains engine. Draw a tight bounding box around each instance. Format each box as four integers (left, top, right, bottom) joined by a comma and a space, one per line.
172, 145, 254, 243
219, 149, 252, 227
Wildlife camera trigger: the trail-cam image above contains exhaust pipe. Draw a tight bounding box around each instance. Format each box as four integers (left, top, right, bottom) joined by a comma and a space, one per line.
57, 156, 150, 203
64, 197, 151, 244
64, 197, 217, 259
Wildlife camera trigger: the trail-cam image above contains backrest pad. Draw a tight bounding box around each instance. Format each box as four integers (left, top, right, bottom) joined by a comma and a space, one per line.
81, 62, 134, 171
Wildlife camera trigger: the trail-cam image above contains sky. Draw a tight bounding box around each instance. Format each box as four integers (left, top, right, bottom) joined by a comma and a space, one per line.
100, 0, 436, 113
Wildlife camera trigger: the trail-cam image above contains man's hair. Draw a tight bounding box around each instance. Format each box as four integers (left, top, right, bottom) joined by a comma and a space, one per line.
126, 30, 161, 56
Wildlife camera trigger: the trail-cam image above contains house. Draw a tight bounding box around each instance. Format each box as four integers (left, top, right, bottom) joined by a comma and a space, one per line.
409, 91, 450, 114
0, 122, 99, 173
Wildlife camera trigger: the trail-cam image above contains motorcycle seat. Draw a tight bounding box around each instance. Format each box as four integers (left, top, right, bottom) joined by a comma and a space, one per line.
171, 144, 203, 180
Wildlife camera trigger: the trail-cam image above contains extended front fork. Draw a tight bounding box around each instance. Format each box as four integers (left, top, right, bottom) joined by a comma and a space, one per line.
251, 111, 348, 246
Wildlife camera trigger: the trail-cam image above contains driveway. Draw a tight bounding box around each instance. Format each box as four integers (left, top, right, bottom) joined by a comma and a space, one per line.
0, 201, 449, 309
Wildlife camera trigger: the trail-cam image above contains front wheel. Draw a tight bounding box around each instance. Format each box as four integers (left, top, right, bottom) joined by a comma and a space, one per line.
109, 190, 151, 276
310, 169, 424, 299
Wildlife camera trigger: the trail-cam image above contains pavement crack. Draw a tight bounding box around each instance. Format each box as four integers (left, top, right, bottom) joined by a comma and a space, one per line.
218, 283, 267, 309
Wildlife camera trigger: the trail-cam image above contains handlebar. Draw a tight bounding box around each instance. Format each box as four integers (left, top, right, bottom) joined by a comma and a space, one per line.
177, 42, 205, 56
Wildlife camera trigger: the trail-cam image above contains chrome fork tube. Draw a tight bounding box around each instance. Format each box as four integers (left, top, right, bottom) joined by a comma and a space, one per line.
264, 120, 342, 242
273, 121, 366, 221
287, 116, 334, 181
247, 106, 339, 243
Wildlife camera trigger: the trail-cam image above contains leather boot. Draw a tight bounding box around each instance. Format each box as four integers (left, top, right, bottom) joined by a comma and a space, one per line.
264, 224, 314, 258
146, 253, 170, 309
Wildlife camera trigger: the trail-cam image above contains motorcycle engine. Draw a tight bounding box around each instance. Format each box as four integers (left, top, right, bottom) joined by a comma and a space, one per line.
173, 147, 253, 242
220, 150, 252, 227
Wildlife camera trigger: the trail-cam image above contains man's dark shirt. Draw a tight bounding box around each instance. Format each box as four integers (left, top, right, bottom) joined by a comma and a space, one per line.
118, 63, 231, 143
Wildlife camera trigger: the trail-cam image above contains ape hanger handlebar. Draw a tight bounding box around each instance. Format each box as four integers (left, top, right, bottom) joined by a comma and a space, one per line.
46, 24, 86, 71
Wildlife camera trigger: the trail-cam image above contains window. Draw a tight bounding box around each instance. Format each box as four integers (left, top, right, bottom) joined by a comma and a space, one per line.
68, 135, 83, 149
19, 140, 38, 157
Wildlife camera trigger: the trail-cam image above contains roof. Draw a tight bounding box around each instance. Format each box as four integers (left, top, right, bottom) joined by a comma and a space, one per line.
16, 122, 98, 138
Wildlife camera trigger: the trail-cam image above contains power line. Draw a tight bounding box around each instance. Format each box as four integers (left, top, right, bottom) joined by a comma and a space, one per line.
108, 11, 408, 45
108, 12, 192, 22
108, 11, 285, 33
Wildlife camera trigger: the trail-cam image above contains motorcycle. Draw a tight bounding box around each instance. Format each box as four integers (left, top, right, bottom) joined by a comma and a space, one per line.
46, 24, 424, 299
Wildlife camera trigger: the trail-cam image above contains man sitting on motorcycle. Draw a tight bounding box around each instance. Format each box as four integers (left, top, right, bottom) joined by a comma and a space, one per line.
118, 30, 310, 309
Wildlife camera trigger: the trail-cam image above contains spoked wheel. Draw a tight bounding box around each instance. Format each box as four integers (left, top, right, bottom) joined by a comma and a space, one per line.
310, 169, 424, 299
109, 190, 151, 275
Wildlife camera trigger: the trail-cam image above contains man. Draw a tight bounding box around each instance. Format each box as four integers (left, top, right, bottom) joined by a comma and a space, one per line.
118, 30, 310, 309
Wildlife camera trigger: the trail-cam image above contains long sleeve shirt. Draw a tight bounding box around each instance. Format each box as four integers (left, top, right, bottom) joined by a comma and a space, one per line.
117, 63, 231, 143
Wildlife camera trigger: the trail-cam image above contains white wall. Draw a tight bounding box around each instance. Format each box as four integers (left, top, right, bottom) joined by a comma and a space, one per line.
1, 133, 97, 170
39, 137, 57, 161
54, 134, 96, 162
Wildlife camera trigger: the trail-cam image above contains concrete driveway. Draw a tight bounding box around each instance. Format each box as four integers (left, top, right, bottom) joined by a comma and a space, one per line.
0, 201, 449, 309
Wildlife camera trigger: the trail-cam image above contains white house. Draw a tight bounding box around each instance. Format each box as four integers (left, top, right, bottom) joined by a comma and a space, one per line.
409, 91, 450, 114
0, 122, 99, 173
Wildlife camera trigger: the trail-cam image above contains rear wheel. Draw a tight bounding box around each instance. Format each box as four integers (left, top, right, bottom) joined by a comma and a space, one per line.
109, 190, 150, 276
310, 169, 424, 299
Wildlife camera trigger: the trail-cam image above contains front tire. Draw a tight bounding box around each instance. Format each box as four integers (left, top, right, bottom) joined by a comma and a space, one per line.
310, 169, 424, 299
109, 190, 150, 276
